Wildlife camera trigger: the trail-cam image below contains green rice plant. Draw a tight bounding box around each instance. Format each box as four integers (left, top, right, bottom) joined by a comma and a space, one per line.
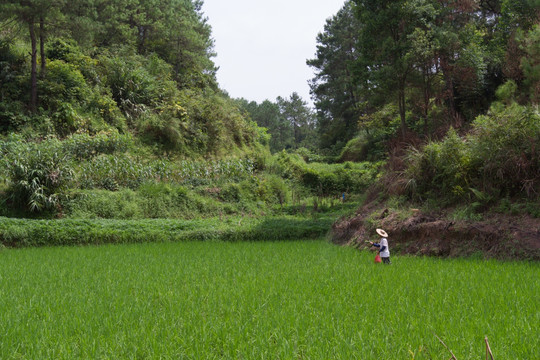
0, 241, 536, 359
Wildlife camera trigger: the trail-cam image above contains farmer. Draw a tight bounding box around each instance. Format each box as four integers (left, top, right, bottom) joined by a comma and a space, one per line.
370, 228, 391, 264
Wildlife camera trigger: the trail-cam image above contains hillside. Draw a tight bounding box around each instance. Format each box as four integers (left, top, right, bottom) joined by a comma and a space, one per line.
331, 194, 540, 261
0, 1, 538, 258
0, 1, 263, 157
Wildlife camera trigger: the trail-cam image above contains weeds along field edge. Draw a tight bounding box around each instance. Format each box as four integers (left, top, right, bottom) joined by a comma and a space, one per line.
0, 215, 336, 247
0, 240, 537, 359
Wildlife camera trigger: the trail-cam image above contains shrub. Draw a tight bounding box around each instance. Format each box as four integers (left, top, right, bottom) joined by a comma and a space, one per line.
470, 102, 540, 197
338, 134, 369, 162
273, 152, 380, 196
46, 38, 81, 63
98, 54, 178, 120
136, 106, 187, 154
87, 89, 127, 131
65, 185, 221, 220
404, 102, 540, 204
63, 131, 132, 160
66, 189, 142, 219
6, 139, 74, 212
405, 128, 473, 202
259, 174, 289, 206
178, 89, 260, 155
40, 60, 89, 105
78, 154, 151, 190
219, 183, 242, 202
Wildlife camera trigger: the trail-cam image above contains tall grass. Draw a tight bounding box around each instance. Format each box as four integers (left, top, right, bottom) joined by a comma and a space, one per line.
0, 215, 338, 247
0, 241, 537, 359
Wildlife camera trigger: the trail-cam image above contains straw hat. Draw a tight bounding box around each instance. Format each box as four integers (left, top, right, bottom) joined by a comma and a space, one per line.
376, 228, 388, 237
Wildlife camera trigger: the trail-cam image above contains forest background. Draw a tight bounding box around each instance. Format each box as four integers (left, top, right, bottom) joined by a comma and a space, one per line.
0, 0, 538, 248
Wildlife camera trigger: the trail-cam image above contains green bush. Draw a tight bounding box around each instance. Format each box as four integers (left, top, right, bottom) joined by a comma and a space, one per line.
470, 102, 540, 197
98, 54, 178, 120
38, 58, 125, 136
46, 38, 82, 63
5, 139, 74, 212
219, 183, 242, 202
0, 101, 29, 133
63, 131, 132, 160
0, 40, 27, 133
338, 134, 369, 162
404, 102, 540, 204
78, 154, 151, 190
86, 89, 127, 131
39, 60, 89, 104
273, 151, 380, 196
136, 108, 186, 154
65, 184, 222, 220
1, 133, 136, 211
405, 128, 474, 202
259, 174, 289, 205
66, 189, 142, 219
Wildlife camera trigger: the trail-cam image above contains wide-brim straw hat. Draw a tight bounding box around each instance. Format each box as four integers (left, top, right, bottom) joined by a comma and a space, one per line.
376, 228, 388, 237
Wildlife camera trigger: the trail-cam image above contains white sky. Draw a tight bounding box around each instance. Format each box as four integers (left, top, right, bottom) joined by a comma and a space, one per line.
201, 0, 346, 106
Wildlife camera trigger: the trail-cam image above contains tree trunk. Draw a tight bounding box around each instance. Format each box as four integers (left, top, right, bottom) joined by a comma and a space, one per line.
398, 82, 407, 137
29, 20, 38, 112
40, 17, 46, 77
423, 67, 430, 135
440, 54, 457, 122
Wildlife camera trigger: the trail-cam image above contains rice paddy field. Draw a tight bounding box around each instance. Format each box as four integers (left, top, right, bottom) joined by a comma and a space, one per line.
0, 240, 538, 359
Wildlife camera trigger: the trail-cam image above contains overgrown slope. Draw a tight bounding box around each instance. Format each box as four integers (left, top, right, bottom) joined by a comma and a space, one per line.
332, 194, 540, 261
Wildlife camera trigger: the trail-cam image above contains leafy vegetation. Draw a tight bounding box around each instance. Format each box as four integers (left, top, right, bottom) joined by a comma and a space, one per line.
0, 241, 537, 359
0, 215, 340, 247
0, 1, 260, 157
235, 92, 318, 153
1, 0, 538, 218
0, 3, 537, 358
402, 101, 540, 210
0, 128, 377, 218
0, 0, 537, 252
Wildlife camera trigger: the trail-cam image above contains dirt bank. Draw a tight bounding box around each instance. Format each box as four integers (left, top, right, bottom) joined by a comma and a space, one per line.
331, 201, 540, 261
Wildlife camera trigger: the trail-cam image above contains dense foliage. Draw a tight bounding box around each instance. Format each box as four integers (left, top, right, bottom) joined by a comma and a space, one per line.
307, 0, 539, 208
1, 0, 538, 218
404, 101, 540, 206
0, 0, 261, 156
0, 130, 376, 217
235, 92, 318, 153
309, 0, 539, 148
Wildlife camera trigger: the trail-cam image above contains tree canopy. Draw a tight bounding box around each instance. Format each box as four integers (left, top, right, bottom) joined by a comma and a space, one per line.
309, 0, 540, 154
0, 0, 261, 157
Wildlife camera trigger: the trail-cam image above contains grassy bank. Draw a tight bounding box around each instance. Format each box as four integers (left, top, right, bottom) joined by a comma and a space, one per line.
0, 211, 349, 248
0, 240, 537, 359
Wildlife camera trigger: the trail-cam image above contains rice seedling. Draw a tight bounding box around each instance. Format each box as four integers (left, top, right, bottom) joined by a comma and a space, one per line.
0, 240, 537, 359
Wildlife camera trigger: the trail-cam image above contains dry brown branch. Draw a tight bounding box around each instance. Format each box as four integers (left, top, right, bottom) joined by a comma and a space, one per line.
434, 333, 458, 360
485, 336, 494, 360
